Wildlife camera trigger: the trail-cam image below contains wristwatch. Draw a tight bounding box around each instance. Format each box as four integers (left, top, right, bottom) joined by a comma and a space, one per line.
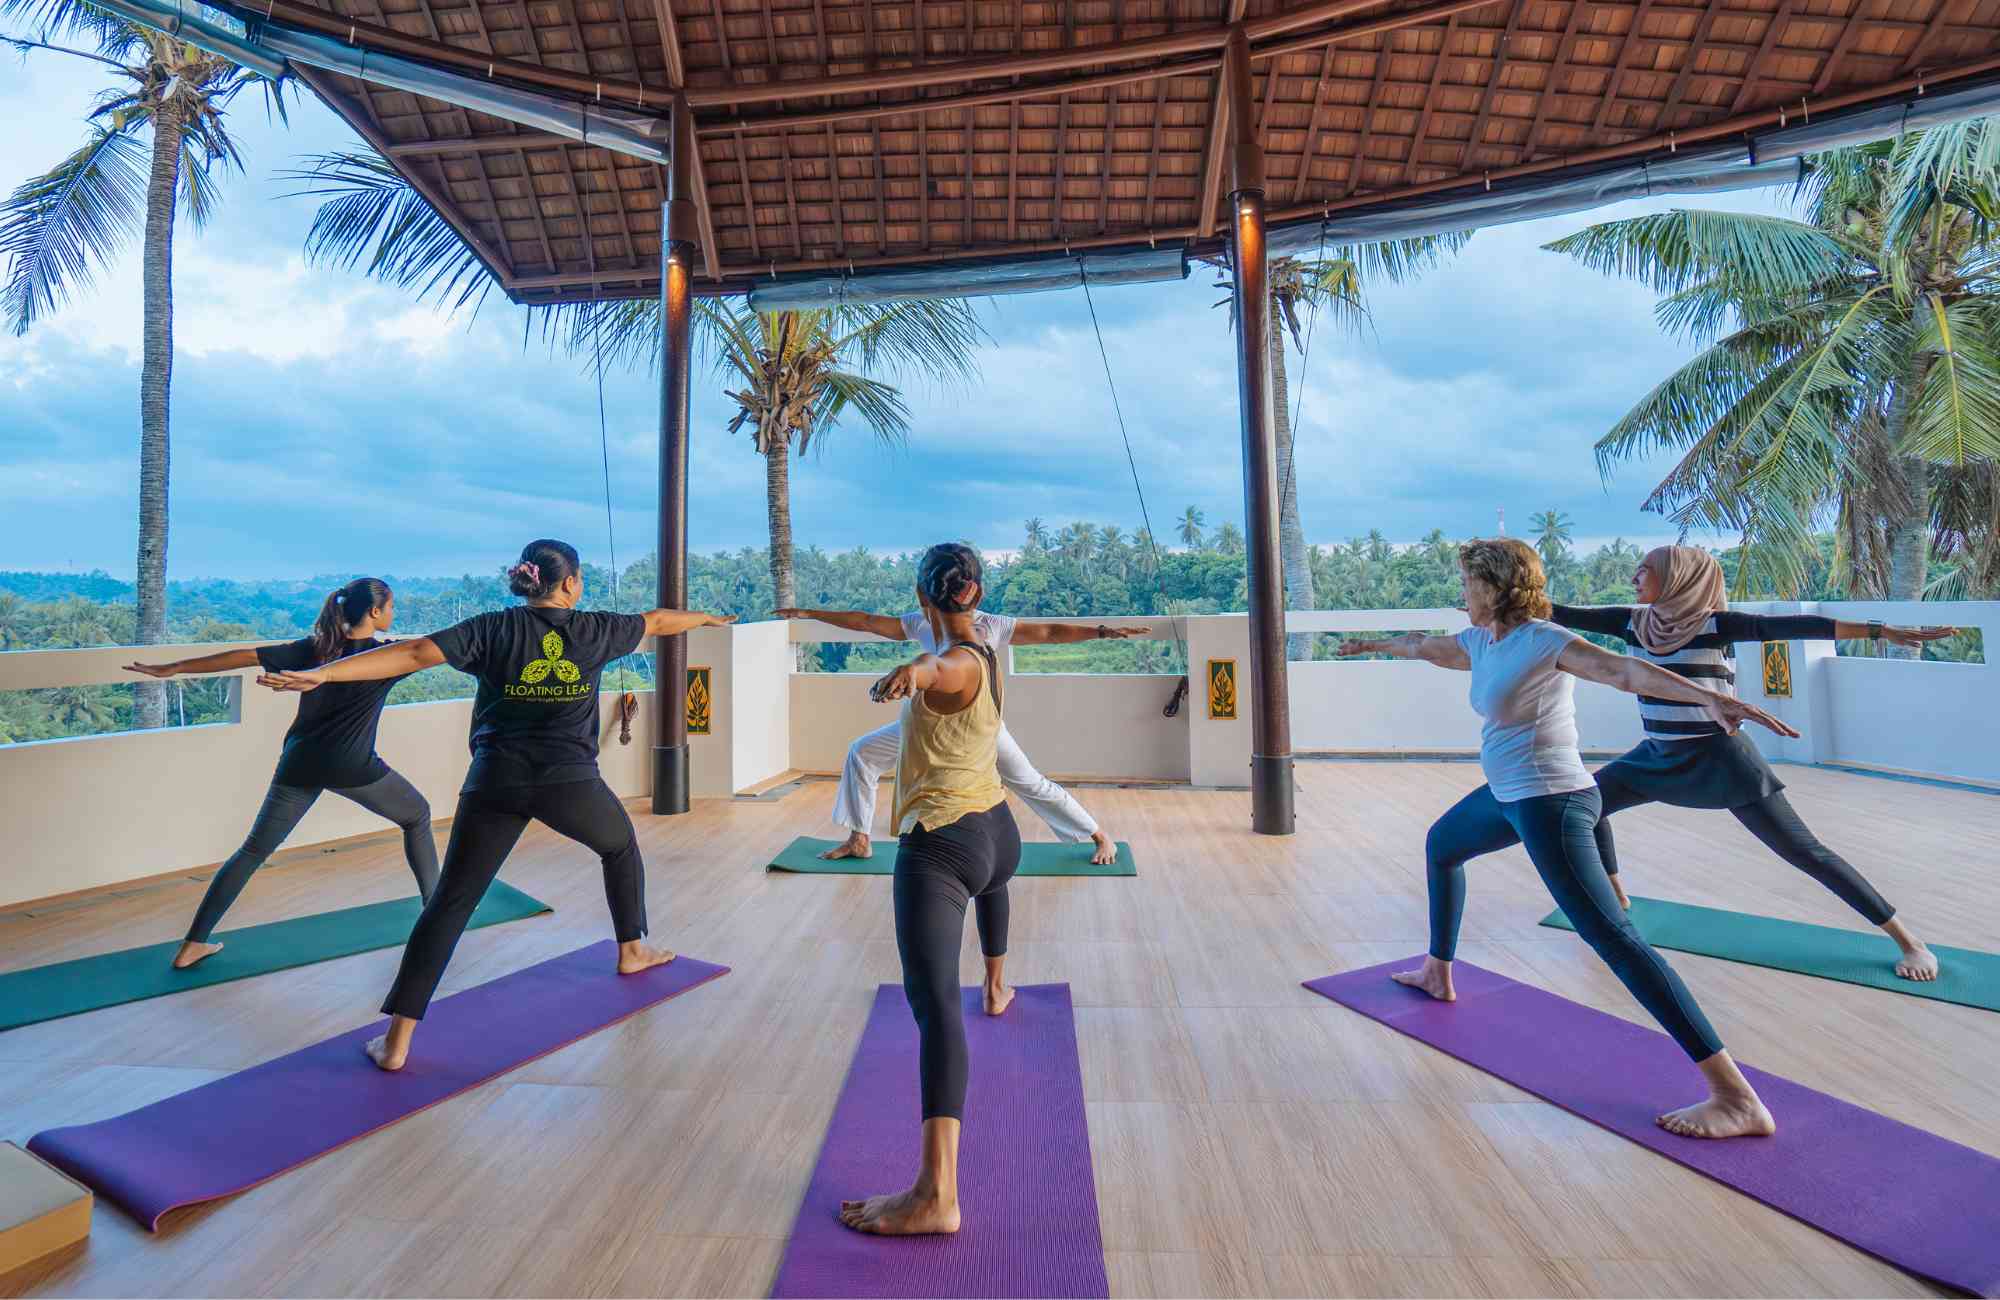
1096, 624, 1110, 639
1868, 620, 1884, 640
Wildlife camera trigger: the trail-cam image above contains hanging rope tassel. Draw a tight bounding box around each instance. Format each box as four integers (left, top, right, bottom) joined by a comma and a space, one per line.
1078, 259, 1190, 715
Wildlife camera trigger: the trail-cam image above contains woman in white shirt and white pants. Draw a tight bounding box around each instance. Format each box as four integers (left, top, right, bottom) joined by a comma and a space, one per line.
1342, 538, 1798, 1141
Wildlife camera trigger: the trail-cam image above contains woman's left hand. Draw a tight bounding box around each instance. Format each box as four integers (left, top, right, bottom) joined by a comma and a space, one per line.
1706, 693, 1800, 739
257, 669, 327, 693
870, 664, 918, 703
1881, 624, 1956, 649
1100, 625, 1152, 640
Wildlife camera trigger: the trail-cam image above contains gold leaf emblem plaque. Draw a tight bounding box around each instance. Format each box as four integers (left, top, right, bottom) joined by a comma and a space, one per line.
1207, 658, 1237, 721
685, 665, 712, 735
1760, 642, 1792, 699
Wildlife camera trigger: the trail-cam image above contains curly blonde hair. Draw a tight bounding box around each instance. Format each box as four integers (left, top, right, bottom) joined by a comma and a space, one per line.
1458, 537, 1552, 624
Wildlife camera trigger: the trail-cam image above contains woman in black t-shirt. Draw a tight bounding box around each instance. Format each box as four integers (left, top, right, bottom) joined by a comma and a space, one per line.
126, 578, 437, 970
259, 538, 733, 1071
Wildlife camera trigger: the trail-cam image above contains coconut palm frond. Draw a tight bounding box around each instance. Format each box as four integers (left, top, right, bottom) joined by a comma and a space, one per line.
1905, 293, 2000, 464
811, 367, 910, 446
281, 149, 497, 314
0, 122, 147, 334
1544, 208, 1857, 312
829, 297, 987, 387
0, 0, 141, 55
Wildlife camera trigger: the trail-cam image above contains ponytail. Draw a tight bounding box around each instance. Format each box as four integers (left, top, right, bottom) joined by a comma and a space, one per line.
916, 542, 984, 614
311, 578, 393, 664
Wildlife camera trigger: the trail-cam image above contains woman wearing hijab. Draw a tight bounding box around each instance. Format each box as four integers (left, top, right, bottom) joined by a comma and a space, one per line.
1551, 545, 1955, 981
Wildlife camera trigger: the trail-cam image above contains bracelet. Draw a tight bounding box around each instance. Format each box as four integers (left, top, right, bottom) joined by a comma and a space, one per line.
1868, 620, 1884, 640
1096, 624, 1109, 639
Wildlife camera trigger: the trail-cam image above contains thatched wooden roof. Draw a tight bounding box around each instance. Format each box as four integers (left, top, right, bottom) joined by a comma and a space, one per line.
272, 0, 2000, 301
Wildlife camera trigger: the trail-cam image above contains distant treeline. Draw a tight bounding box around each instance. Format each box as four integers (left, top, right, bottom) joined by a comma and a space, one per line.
0, 523, 1976, 745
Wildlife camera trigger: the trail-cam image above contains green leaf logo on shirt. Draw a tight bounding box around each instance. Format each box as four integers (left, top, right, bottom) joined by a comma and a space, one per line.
521, 630, 581, 685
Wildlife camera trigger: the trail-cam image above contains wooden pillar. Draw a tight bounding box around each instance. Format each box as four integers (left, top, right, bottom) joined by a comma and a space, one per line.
1224, 28, 1294, 835
653, 98, 697, 815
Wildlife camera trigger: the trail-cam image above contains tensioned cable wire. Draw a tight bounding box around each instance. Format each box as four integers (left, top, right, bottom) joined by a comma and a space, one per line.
1078, 260, 1189, 673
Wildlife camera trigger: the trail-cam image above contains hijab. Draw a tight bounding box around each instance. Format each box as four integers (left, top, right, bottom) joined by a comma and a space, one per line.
1629, 545, 1727, 655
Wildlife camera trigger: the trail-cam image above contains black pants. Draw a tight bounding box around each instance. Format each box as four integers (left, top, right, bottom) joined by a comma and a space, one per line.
1426, 784, 1724, 1061
382, 777, 647, 1020
188, 770, 438, 943
1594, 779, 1896, 927
895, 802, 1022, 1121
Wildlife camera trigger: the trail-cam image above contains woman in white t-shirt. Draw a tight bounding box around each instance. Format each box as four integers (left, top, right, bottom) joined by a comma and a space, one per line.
1341, 538, 1797, 1140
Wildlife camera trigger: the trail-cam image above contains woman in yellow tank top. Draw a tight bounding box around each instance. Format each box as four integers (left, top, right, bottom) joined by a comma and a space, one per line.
839, 543, 1022, 1238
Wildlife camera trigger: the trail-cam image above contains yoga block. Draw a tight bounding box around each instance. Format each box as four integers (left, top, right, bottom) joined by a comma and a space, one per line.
0, 1142, 90, 1275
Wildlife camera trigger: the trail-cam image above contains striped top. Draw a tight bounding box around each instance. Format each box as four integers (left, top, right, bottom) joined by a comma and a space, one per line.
1550, 605, 1835, 742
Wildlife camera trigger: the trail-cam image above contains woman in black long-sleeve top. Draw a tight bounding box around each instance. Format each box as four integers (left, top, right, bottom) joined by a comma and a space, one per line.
1551, 545, 1956, 981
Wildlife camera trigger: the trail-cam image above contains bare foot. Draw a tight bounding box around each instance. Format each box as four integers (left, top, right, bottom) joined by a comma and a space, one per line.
984, 982, 1014, 1016
1089, 832, 1118, 866
1608, 874, 1632, 910
838, 1187, 960, 1235
1895, 944, 1940, 982
1657, 1092, 1776, 1139
618, 941, 676, 975
820, 832, 872, 861
1390, 956, 1456, 1001
364, 1034, 409, 1072
172, 940, 223, 970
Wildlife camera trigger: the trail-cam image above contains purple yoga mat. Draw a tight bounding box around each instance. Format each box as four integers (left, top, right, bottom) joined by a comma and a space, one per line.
1306, 958, 2000, 1298
28, 942, 729, 1230
772, 983, 1108, 1299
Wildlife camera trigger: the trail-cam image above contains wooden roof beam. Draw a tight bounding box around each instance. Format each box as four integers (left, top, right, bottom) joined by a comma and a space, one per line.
656, 0, 724, 279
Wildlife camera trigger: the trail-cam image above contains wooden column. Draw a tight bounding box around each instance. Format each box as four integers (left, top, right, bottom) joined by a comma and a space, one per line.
653, 99, 698, 815
1224, 28, 1295, 835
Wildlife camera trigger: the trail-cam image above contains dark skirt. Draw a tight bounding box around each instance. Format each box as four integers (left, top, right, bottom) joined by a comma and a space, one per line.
1591, 733, 1785, 810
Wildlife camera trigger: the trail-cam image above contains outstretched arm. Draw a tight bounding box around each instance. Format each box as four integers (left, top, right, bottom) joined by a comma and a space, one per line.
1556, 638, 1800, 738
1337, 633, 1471, 671
643, 608, 736, 637
1711, 610, 1955, 651
125, 648, 263, 678
1010, 621, 1154, 645
258, 638, 446, 692
772, 607, 909, 640
1547, 603, 1635, 639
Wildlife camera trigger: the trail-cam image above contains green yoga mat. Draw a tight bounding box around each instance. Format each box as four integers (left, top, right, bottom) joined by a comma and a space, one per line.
1540, 895, 2000, 1012
0, 880, 551, 1032
769, 837, 1136, 876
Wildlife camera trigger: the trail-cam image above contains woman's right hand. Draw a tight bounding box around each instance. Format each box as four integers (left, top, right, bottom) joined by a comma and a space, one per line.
771, 608, 807, 620
123, 661, 179, 679
1337, 639, 1389, 657
1706, 692, 1801, 739
257, 669, 327, 693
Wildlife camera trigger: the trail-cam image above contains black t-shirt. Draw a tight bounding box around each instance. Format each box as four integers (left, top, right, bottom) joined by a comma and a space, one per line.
430, 606, 647, 792
255, 637, 401, 790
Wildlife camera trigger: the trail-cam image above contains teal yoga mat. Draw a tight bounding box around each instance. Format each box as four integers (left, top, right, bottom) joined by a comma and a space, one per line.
0, 881, 551, 1031
1540, 895, 2000, 1012
769, 837, 1136, 876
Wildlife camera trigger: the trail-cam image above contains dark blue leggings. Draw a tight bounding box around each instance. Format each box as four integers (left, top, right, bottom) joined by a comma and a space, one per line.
1426, 784, 1724, 1061
894, 802, 1021, 1121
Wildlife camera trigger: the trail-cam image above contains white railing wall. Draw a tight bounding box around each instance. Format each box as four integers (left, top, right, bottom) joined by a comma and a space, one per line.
2, 603, 1992, 908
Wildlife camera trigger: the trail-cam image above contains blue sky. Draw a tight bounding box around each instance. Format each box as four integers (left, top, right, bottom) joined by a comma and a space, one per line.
0, 41, 1788, 581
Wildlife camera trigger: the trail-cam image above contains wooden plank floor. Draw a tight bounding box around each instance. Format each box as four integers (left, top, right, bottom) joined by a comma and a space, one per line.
3, 762, 1995, 1298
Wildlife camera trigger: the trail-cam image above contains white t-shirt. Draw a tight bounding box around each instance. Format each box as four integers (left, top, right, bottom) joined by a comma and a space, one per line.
900, 610, 1017, 655
1457, 620, 1594, 803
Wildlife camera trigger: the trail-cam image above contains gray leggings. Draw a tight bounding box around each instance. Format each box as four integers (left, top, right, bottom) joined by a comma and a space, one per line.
186, 770, 439, 942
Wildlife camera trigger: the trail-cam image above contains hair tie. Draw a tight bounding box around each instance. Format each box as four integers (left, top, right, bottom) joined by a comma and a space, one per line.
515, 561, 541, 585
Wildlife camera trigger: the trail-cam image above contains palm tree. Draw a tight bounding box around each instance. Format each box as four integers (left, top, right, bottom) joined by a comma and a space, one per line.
1177, 506, 1206, 549
1214, 520, 1246, 557
1023, 517, 1050, 553
285, 152, 985, 613
2, 0, 284, 727
701, 298, 984, 610
1055, 521, 1096, 574
1530, 508, 1575, 568
1210, 238, 1466, 657
1546, 121, 2000, 634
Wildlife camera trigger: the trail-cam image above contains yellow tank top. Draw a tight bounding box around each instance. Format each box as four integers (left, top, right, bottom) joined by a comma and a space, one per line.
893, 643, 1005, 835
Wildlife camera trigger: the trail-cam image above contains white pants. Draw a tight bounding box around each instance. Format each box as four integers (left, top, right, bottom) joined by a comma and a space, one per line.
831, 721, 1100, 842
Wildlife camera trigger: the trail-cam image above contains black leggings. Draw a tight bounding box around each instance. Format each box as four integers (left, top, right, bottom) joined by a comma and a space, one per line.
382, 777, 647, 1020
1594, 779, 1896, 926
1427, 784, 1724, 1061
188, 770, 438, 943
895, 802, 1022, 1121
